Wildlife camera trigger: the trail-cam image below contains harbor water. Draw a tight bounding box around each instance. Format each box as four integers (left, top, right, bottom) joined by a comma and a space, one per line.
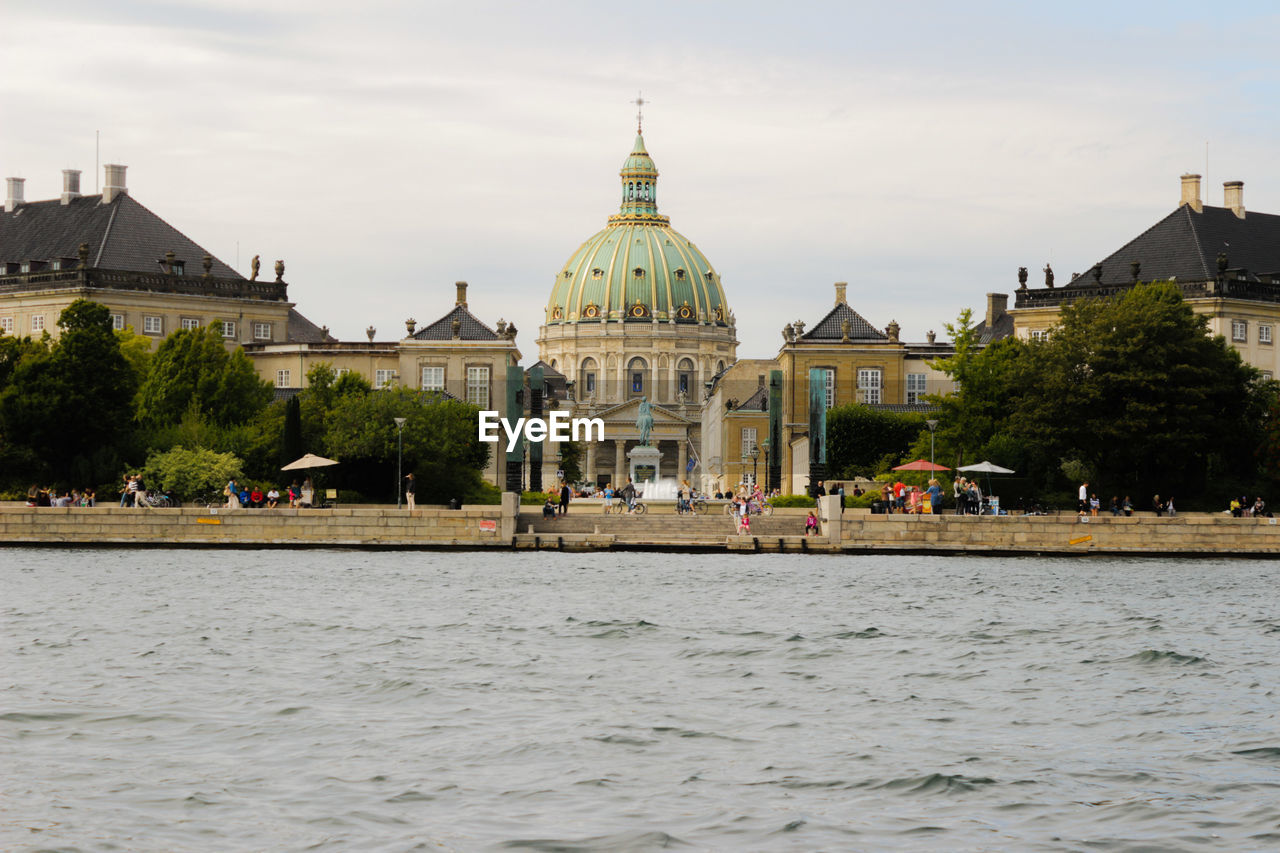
4, 549, 1280, 851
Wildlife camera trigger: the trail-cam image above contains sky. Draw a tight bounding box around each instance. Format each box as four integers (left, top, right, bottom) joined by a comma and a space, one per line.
4, 1, 1280, 357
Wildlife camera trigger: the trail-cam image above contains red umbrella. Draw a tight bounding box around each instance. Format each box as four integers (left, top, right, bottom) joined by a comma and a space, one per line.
891, 459, 951, 472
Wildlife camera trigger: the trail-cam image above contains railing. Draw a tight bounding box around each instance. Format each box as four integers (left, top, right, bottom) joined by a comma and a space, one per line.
1014, 277, 1280, 309
0, 268, 288, 301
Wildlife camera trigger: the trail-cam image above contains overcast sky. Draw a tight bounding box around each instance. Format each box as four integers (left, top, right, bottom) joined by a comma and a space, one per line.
4, 1, 1279, 357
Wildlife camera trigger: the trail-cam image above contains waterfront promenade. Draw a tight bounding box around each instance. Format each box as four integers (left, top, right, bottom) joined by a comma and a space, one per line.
3, 496, 1280, 556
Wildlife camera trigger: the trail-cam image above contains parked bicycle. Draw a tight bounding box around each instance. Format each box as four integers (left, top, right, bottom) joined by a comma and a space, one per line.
140, 489, 180, 508
724, 498, 773, 517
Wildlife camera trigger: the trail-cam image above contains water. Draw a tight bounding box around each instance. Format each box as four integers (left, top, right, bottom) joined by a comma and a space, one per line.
4, 550, 1280, 852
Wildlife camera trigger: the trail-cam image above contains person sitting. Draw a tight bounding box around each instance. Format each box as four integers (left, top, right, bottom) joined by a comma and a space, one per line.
249, 487, 264, 508
266, 487, 280, 509
1152, 494, 1166, 517
542, 498, 557, 518
804, 511, 818, 536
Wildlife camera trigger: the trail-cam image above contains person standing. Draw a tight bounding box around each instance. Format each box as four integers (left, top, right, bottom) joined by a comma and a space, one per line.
926, 478, 943, 515
559, 481, 571, 516
1079, 481, 1089, 515
404, 473, 416, 511
225, 478, 241, 509
131, 474, 145, 509
300, 476, 314, 508
837, 483, 846, 515
603, 483, 614, 513
620, 478, 636, 513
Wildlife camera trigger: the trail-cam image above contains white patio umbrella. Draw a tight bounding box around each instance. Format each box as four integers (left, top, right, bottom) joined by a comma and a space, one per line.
957, 460, 1015, 496
281, 453, 339, 471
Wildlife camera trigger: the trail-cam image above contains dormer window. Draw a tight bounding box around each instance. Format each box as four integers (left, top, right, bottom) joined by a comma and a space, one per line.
591, 268, 603, 279
633, 267, 645, 279
562, 271, 572, 279
674, 268, 686, 281
172, 261, 185, 276
51, 260, 61, 271
704, 271, 714, 282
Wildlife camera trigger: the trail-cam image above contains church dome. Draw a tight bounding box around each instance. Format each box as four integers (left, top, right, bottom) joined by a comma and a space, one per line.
545, 132, 730, 326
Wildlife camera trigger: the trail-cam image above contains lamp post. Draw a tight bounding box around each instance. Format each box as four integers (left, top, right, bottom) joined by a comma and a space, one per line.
761, 437, 771, 494
394, 417, 407, 508
926, 419, 939, 471
748, 442, 761, 489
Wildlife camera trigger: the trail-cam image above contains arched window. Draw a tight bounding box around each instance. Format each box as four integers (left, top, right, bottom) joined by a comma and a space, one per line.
580, 357, 598, 398
628, 357, 648, 398
717, 360, 726, 376
677, 358, 695, 398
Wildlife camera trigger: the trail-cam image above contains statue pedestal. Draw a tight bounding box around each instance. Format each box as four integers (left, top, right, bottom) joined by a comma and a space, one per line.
628, 445, 662, 486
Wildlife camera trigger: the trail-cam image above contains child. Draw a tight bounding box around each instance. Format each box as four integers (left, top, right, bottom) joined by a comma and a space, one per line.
805, 511, 818, 536
603, 483, 614, 513
739, 510, 751, 535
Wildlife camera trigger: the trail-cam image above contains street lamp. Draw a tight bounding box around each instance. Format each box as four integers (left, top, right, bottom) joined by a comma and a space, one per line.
761, 436, 771, 493
393, 417, 407, 509
748, 442, 761, 489
926, 419, 939, 471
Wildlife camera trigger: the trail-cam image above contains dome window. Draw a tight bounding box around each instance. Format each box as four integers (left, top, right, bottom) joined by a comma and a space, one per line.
674, 268, 686, 281
591, 268, 603, 279
633, 267, 645, 279
704, 271, 714, 282
583, 302, 600, 319
562, 271, 572, 279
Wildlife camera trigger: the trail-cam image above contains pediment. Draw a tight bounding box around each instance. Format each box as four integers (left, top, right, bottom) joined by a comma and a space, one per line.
590, 398, 694, 426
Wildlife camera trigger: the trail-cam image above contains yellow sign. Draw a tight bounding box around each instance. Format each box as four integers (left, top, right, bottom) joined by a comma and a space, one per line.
1068, 534, 1092, 545
196, 518, 223, 525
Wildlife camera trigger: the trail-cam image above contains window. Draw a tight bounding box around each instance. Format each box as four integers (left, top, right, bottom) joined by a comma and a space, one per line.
857, 368, 882, 405
580, 358, 598, 397
815, 368, 835, 409
253, 322, 272, 340
1264, 372, 1274, 381
110, 313, 124, 331
375, 369, 398, 389
334, 367, 350, 377
466, 366, 490, 407
741, 427, 758, 455
2, 317, 15, 333
628, 357, 648, 397
275, 370, 291, 388
678, 358, 694, 397
143, 315, 163, 335
906, 373, 927, 404
1232, 319, 1247, 342
585, 372, 596, 394
421, 366, 445, 391
181, 318, 200, 331
171, 261, 185, 276
31, 315, 45, 332
1261, 324, 1273, 345
220, 321, 236, 338
1030, 329, 1049, 342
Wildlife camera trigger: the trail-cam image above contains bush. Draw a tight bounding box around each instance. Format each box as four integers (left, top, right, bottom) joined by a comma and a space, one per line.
769, 494, 816, 508
521, 490, 559, 505
846, 490, 882, 509
141, 445, 243, 500
468, 481, 503, 505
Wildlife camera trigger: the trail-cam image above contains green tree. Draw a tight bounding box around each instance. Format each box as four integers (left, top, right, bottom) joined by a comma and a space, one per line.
282, 395, 304, 466
827, 404, 928, 478
0, 299, 137, 486
137, 324, 271, 427
141, 445, 243, 500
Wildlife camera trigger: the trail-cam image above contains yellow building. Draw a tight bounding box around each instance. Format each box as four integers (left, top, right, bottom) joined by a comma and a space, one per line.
0, 166, 317, 349
1012, 174, 1280, 380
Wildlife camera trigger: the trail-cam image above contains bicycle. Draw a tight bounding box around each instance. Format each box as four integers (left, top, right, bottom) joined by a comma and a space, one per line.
611, 500, 647, 515
724, 499, 773, 517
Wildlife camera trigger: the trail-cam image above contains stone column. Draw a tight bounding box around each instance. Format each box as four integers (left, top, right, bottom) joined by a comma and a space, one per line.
585, 441, 597, 486
614, 439, 627, 486
677, 437, 688, 484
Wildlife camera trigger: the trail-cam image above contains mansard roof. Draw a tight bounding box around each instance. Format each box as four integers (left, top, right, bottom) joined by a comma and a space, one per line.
1066, 204, 1280, 287
286, 308, 335, 343
0, 193, 240, 277
412, 304, 502, 341
801, 301, 887, 341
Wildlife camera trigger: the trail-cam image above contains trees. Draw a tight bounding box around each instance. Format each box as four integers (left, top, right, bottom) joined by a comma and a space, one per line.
929, 283, 1262, 505
136, 324, 271, 427
0, 300, 138, 487
827, 404, 928, 478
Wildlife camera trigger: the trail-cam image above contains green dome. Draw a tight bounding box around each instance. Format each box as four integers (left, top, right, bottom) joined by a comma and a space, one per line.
545, 132, 729, 326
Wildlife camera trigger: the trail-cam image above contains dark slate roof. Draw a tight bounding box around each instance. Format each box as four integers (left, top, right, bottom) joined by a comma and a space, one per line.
287, 308, 335, 343
0, 193, 241, 278
527, 360, 564, 378
1066, 204, 1280, 287
802, 301, 887, 341
412, 305, 501, 341
972, 311, 1015, 344
869, 402, 938, 414
732, 385, 769, 412
273, 387, 301, 403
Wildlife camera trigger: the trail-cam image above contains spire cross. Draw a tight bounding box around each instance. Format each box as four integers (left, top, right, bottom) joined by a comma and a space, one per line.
633, 92, 646, 133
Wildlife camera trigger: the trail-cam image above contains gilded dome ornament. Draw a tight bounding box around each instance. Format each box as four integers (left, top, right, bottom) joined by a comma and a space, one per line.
629, 299, 650, 319
583, 302, 599, 319
677, 300, 694, 321
551, 306, 564, 320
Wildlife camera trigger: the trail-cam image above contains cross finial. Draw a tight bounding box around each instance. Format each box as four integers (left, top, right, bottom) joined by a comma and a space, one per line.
633, 91, 646, 133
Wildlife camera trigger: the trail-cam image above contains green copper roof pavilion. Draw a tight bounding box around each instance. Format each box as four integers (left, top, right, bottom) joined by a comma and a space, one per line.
545, 132, 729, 326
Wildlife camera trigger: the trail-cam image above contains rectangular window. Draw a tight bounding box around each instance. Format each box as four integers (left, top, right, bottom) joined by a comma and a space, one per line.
1029, 329, 1049, 342
679, 372, 690, 395
143, 315, 163, 335
180, 318, 200, 331
275, 369, 292, 388
1264, 372, 1274, 381
109, 313, 125, 331
631, 372, 644, 394
584, 372, 596, 394
375, 369, 398, 389
906, 373, 927, 404
421, 366, 445, 391
813, 368, 835, 409
1261, 324, 1273, 345
1232, 319, 1247, 342
1, 317, 14, 333
253, 322, 272, 340
857, 368, 882, 405
333, 367, 350, 377
32, 315, 45, 332
467, 366, 490, 407
221, 320, 236, 338
741, 427, 758, 455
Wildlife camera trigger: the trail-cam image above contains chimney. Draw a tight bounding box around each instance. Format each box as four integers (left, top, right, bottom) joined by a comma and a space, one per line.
102, 164, 127, 203
986, 293, 1008, 327
1180, 173, 1202, 213
834, 282, 847, 305
5, 177, 25, 213
61, 169, 82, 205
455, 281, 468, 307
1224, 180, 1245, 219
